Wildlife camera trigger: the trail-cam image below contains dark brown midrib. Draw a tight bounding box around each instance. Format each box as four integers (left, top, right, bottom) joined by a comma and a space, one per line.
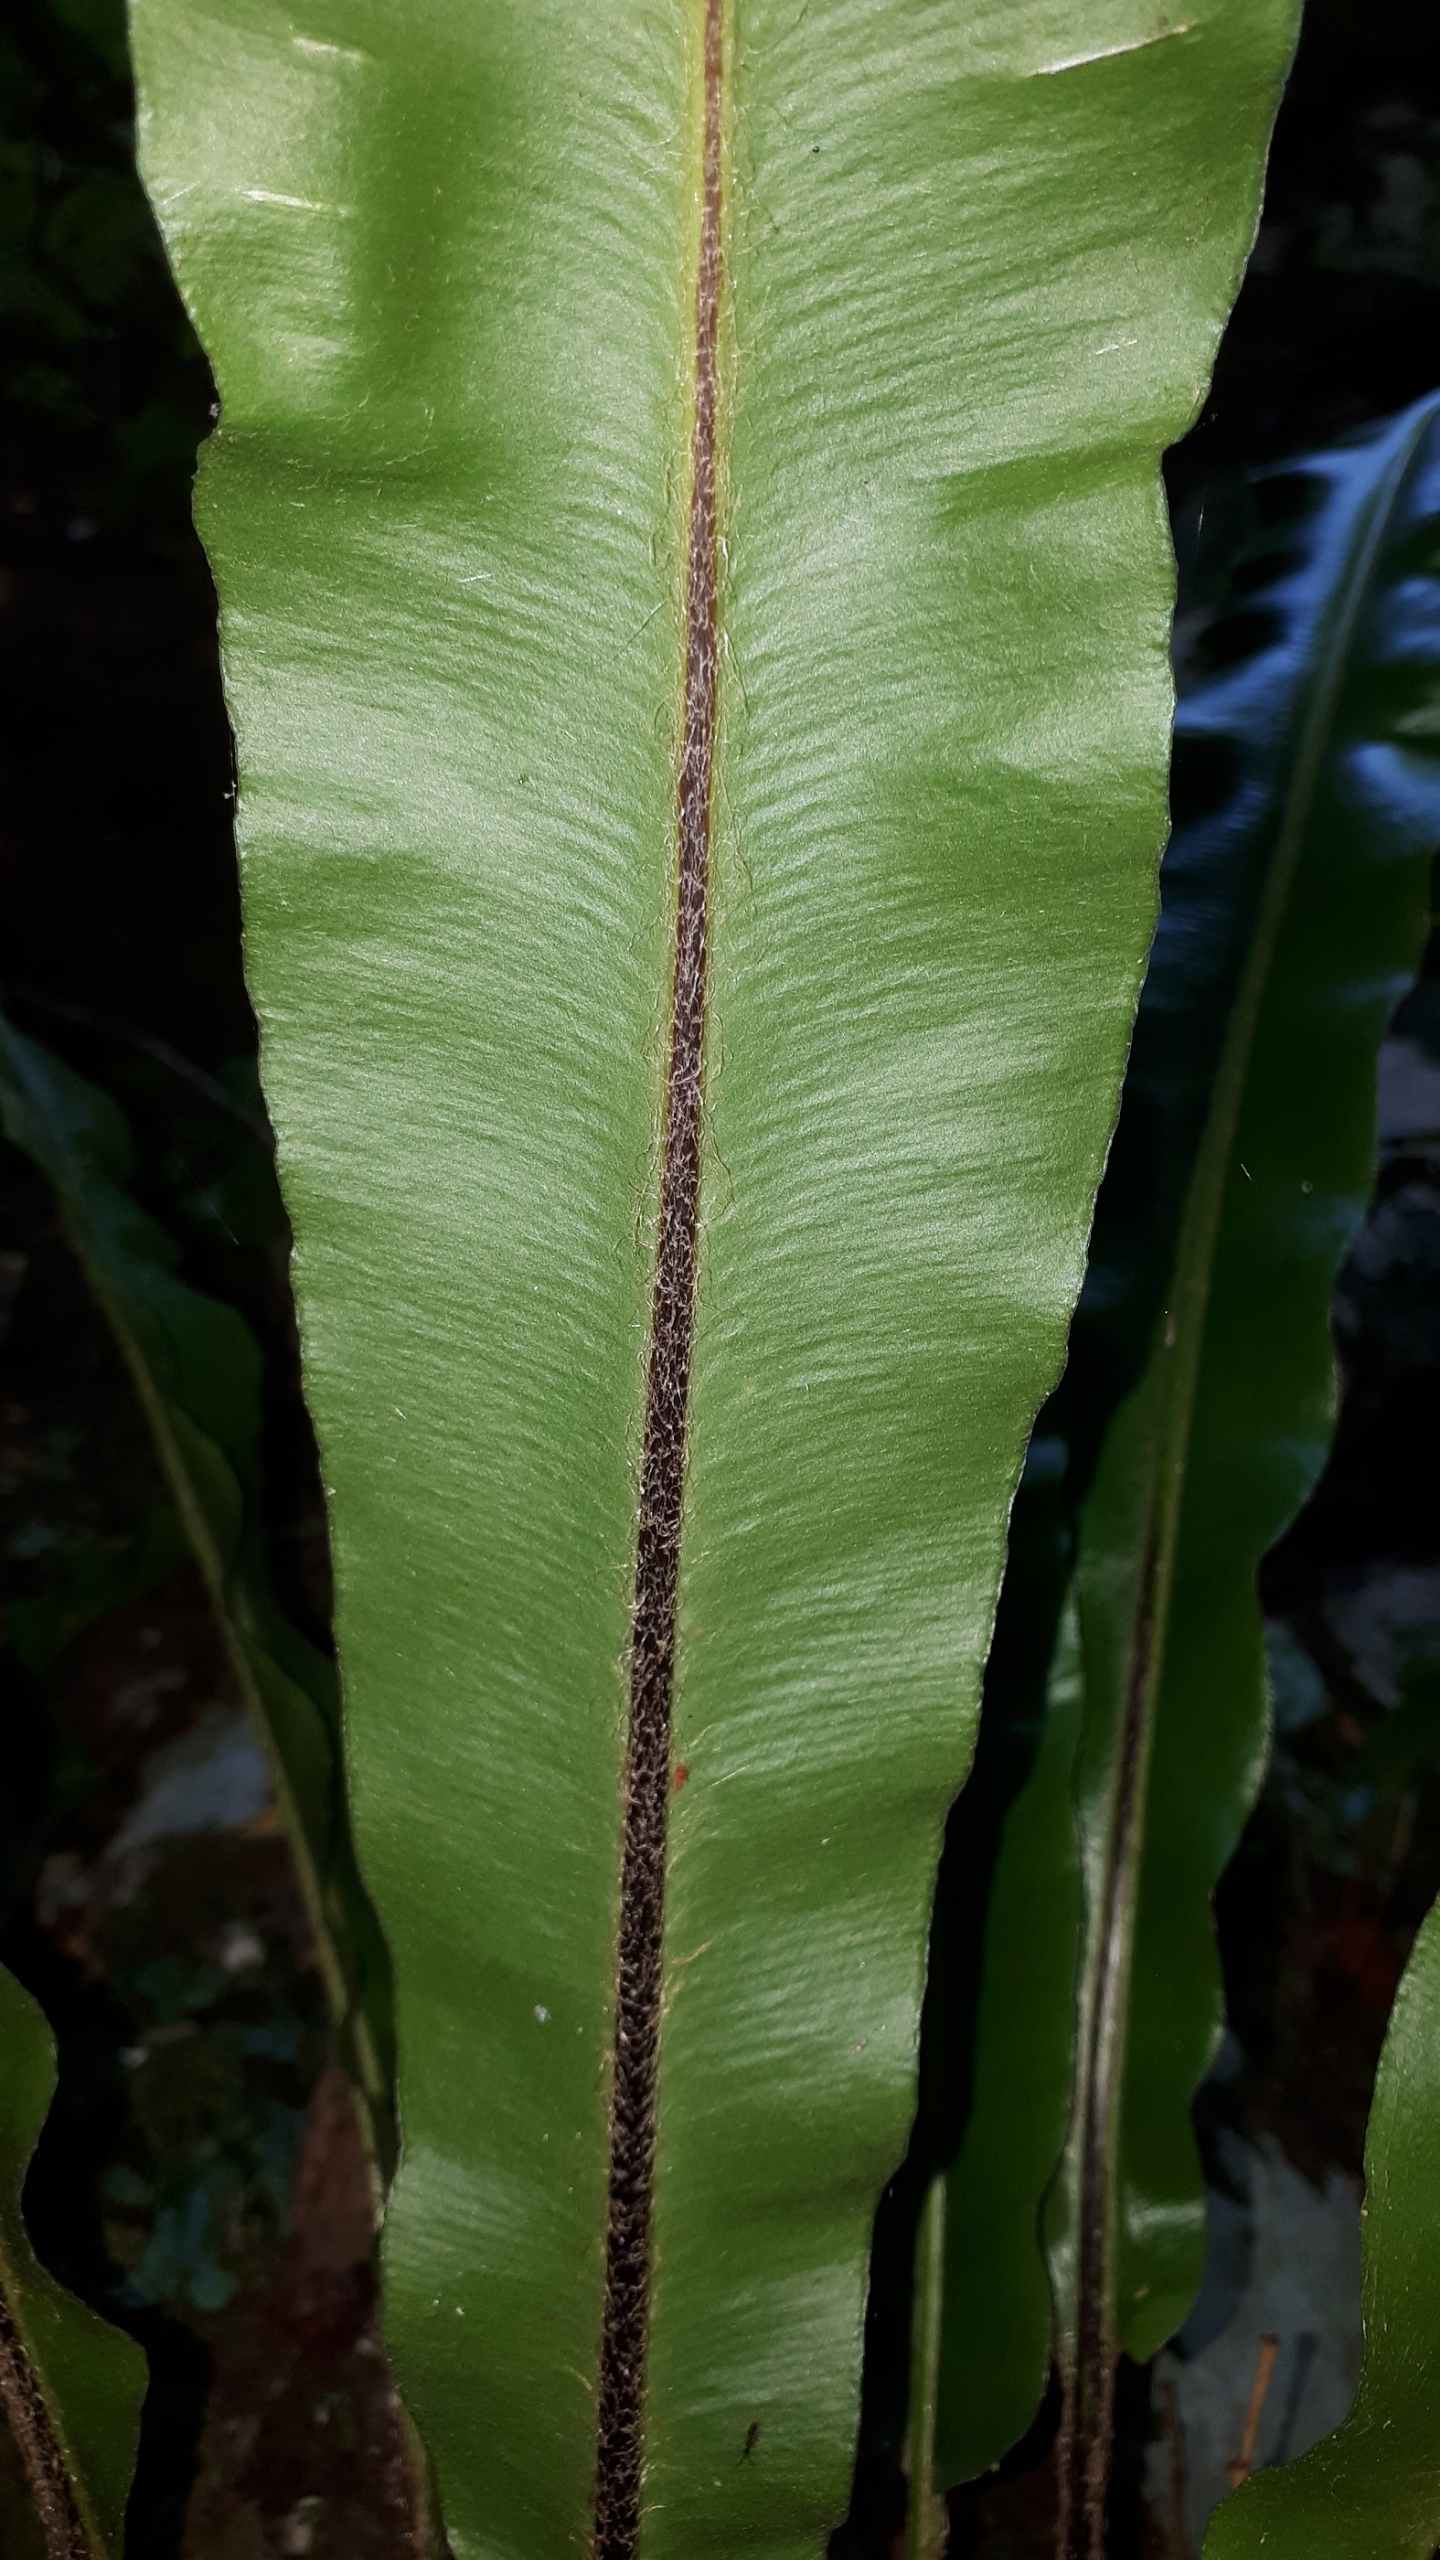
591, 5, 726, 2555
0, 2288, 91, 2560
1059, 1517, 1162, 2560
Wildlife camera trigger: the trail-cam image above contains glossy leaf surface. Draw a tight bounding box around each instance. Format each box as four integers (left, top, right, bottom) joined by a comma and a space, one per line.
0, 1970, 141, 2559
1031, 399, 1440, 2550
131, 5, 1293, 2554
931, 398, 1440, 2524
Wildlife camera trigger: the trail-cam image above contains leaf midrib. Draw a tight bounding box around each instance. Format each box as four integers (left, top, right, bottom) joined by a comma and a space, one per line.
0, 2278, 95, 2560
592, 5, 728, 2553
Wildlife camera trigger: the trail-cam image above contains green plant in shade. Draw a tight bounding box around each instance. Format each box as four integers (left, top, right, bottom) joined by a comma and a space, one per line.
0, 1018, 397, 2553
1207, 1894, 1440, 2560
925, 397, 1440, 2557
0, 1023, 390, 2143
0, 1968, 141, 2560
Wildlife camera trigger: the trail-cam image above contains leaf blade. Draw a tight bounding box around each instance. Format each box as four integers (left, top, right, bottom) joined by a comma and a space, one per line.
1045, 395, 1440, 2551
133, 8, 697, 2549
0, 1021, 387, 2134
0, 1972, 142, 2560
130, 5, 1298, 2554
1205, 1891, 1440, 2560
611, 7, 1295, 2544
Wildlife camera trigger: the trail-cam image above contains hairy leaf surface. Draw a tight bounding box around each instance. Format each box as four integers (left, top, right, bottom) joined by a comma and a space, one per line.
131, 5, 1294, 2554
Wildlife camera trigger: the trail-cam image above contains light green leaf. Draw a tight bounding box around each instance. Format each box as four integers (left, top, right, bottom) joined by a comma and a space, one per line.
0, 1971, 142, 2560
1039, 396, 1440, 2554
130, 4, 1294, 2554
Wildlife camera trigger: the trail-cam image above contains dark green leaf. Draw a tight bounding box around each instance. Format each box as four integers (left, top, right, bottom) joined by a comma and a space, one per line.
1026, 398, 1440, 2553
0, 1970, 142, 2560
0, 1022, 388, 2140
929, 1592, 1085, 2492
1, 1017, 398, 2539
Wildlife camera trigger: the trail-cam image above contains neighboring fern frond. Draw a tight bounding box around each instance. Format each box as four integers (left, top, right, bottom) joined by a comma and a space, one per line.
931, 397, 1440, 2556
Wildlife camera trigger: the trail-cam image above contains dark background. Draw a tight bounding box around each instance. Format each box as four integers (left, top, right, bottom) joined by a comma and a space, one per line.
2, 0, 1438, 2552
